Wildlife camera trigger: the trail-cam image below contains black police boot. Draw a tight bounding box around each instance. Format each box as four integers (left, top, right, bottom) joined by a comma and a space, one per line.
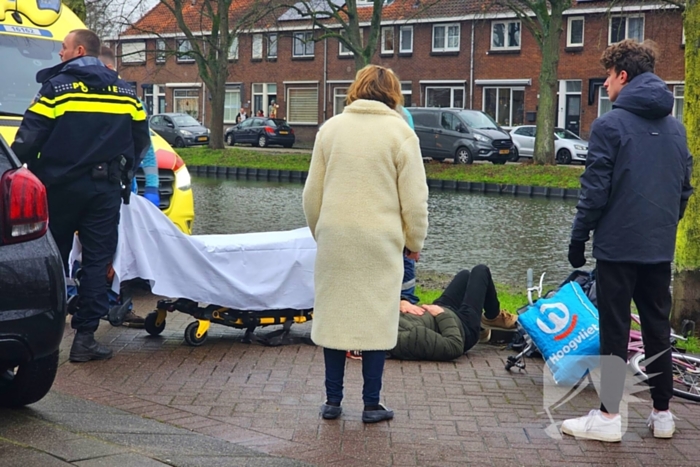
69, 331, 113, 363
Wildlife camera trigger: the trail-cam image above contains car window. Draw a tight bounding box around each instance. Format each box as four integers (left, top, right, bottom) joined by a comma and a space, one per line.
554, 128, 582, 140
271, 119, 288, 127
150, 116, 161, 126
163, 117, 174, 126
411, 110, 439, 129
441, 113, 460, 132
458, 111, 499, 130
239, 119, 253, 128
172, 115, 200, 126
252, 118, 266, 126
514, 127, 533, 137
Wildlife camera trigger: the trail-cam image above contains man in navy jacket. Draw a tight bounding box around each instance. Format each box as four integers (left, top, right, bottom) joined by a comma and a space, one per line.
562, 40, 693, 443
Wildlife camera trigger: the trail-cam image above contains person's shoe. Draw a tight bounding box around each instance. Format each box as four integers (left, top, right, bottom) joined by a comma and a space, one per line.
481, 310, 518, 331
647, 410, 675, 438
122, 311, 145, 328
69, 331, 113, 363
107, 297, 133, 326
346, 350, 362, 360
362, 404, 394, 423
320, 403, 342, 420
561, 409, 622, 442
479, 327, 491, 343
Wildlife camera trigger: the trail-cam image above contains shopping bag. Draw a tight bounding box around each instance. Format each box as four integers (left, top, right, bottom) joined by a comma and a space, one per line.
518, 281, 600, 385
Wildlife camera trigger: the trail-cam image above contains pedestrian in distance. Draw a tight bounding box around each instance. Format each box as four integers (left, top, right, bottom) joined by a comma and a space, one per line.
563, 39, 693, 442
303, 64, 429, 423
12, 29, 151, 362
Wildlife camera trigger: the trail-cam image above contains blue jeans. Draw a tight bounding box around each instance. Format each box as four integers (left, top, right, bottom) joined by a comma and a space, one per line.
323, 348, 385, 406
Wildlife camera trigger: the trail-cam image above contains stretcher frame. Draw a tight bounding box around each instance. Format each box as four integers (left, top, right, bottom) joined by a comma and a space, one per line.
144, 298, 314, 347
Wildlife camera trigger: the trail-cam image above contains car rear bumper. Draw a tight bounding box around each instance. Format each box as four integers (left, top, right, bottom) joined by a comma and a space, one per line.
0, 234, 66, 366
268, 135, 295, 146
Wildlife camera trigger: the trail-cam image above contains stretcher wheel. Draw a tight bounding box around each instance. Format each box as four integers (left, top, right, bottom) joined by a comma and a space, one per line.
145, 311, 166, 336
184, 321, 208, 346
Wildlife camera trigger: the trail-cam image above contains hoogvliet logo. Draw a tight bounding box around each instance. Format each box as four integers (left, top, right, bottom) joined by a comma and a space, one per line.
536, 302, 577, 340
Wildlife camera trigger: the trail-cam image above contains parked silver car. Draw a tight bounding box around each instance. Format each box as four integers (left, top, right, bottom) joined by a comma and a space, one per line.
509, 125, 588, 164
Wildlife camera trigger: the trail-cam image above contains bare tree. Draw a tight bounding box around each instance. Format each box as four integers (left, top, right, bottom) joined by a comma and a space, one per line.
488, 0, 572, 165
86, 0, 155, 39
280, 0, 440, 72
128, 0, 276, 149
65, 0, 87, 21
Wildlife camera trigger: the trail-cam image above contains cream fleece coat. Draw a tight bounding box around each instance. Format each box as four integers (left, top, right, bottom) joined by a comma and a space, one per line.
303, 99, 429, 351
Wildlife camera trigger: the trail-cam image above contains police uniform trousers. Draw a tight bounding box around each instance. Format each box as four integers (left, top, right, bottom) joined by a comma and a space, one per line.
47, 175, 121, 333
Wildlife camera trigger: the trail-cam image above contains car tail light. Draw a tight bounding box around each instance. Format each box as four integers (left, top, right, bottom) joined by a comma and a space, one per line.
1, 168, 48, 244
264, 126, 275, 134
290, 128, 295, 134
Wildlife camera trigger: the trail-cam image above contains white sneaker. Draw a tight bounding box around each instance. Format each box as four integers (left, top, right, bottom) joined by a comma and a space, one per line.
561, 409, 622, 442
647, 410, 675, 438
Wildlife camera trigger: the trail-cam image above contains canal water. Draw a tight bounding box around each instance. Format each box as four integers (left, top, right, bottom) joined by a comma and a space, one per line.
191, 176, 582, 287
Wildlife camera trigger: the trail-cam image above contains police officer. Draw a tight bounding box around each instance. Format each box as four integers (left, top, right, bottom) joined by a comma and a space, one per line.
12, 29, 150, 362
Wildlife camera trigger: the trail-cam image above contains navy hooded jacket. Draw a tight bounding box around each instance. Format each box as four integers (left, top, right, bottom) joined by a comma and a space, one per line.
571, 72, 693, 263
11, 56, 150, 187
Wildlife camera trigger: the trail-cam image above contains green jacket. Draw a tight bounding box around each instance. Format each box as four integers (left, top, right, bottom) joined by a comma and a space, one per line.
389, 307, 465, 361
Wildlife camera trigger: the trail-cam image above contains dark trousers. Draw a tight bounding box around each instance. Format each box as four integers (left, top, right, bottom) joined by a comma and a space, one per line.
323, 348, 385, 406
597, 260, 673, 413
48, 176, 121, 333
433, 265, 500, 352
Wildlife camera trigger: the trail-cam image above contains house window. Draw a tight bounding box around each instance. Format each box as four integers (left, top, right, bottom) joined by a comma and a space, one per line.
598, 87, 612, 116
491, 20, 521, 50
252, 83, 277, 117
267, 33, 278, 58
252, 34, 263, 59
401, 82, 412, 107
381, 27, 394, 54
173, 89, 199, 119
609, 15, 644, 43
176, 39, 195, 62
287, 87, 318, 124
674, 85, 684, 121
121, 41, 146, 63
432, 24, 460, 52
156, 39, 166, 63
483, 87, 525, 126
224, 87, 241, 123
228, 36, 239, 60
334, 87, 347, 115
399, 25, 413, 53
426, 86, 464, 108
293, 31, 314, 57
567, 17, 584, 47
339, 38, 353, 56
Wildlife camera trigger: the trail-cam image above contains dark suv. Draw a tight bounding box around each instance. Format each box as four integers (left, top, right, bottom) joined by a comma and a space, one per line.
0, 136, 66, 408
408, 108, 514, 164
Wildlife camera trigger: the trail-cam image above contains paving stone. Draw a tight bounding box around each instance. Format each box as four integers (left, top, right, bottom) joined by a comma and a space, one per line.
73, 453, 172, 467
0, 440, 73, 467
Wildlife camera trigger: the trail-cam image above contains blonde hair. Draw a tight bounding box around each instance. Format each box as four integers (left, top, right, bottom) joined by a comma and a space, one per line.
346, 65, 404, 109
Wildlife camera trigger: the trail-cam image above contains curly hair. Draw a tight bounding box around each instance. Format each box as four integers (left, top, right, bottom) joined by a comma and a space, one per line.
346, 65, 403, 110
600, 40, 657, 81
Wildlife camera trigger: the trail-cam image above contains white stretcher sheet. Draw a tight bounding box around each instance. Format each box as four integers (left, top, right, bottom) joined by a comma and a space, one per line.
73, 195, 317, 310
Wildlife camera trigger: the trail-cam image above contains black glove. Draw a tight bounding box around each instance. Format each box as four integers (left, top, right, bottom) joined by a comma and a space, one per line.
568, 241, 587, 269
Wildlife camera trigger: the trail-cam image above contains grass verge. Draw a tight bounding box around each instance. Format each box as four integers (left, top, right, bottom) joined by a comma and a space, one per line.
179, 147, 584, 189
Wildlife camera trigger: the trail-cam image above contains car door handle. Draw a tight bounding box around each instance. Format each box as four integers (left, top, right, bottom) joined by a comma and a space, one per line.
435, 130, 443, 134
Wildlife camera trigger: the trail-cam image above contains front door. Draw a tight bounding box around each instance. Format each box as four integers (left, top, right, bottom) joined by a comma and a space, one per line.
565, 95, 581, 136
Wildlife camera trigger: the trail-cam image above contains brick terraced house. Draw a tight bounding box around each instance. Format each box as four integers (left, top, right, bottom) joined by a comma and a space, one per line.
115, 0, 686, 145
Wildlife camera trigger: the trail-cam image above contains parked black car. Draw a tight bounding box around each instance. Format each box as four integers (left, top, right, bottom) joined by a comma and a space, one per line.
0, 136, 66, 408
407, 108, 514, 164
225, 117, 295, 148
150, 113, 210, 148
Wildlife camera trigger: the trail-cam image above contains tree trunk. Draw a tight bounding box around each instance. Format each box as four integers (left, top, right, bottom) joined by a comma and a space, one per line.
532, 6, 564, 165
208, 75, 226, 150
671, 0, 700, 333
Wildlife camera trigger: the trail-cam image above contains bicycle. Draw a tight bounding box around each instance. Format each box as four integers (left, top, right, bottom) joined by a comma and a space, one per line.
507, 268, 700, 402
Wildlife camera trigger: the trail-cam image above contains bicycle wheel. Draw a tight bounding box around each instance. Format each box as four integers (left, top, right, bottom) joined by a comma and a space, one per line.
630, 352, 700, 402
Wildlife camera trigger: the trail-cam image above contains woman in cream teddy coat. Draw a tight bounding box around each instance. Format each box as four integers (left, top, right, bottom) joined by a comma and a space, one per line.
303, 65, 429, 423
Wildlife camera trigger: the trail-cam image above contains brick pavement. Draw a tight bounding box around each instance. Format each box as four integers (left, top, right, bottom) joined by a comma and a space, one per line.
52, 292, 700, 467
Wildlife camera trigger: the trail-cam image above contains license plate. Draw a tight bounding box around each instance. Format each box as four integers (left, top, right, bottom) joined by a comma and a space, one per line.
197, 136, 208, 142
279, 131, 289, 135
499, 149, 510, 155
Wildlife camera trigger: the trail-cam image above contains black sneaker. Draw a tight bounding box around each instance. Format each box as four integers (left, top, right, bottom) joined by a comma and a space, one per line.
362, 404, 394, 423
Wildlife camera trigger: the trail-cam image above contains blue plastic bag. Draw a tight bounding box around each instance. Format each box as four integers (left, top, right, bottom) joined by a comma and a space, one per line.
518, 281, 600, 385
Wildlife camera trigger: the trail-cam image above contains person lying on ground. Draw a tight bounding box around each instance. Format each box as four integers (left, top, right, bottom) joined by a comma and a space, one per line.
388, 263, 517, 361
